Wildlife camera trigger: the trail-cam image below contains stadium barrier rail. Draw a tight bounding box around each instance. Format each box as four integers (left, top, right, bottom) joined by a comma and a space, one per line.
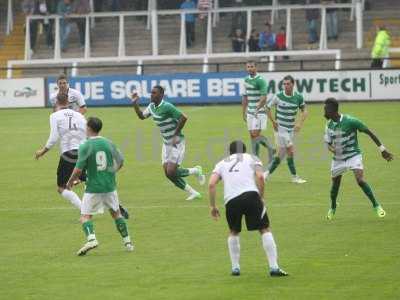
18, 2, 359, 63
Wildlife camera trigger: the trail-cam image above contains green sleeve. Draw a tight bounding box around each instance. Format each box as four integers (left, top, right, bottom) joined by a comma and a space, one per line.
111, 143, 124, 168
351, 117, 368, 133
258, 78, 268, 95
168, 103, 183, 120
299, 94, 305, 109
75, 142, 88, 170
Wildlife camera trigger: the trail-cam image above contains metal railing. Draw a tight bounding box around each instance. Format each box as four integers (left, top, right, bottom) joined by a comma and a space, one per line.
7, 49, 342, 78
21, 2, 360, 60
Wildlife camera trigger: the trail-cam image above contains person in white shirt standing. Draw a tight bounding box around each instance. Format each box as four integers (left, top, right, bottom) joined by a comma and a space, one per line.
208, 140, 288, 277
49, 74, 87, 114
35, 93, 87, 210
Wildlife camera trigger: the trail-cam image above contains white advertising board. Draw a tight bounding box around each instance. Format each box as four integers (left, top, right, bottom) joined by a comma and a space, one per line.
0, 78, 45, 108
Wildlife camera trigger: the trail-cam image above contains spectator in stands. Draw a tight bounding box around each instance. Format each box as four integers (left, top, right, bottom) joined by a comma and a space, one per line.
231, 28, 245, 52
198, 0, 212, 20
305, 0, 319, 45
258, 23, 276, 51
180, 0, 196, 48
111, 0, 121, 11
230, 0, 246, 38
371, 25, 391, 69
198, 0, 212, 37
324, 0, 338, 40
94, 0, 104, 12
275, 26, 286, 51
72, 0, 90, 49
248, 29, 260, 52
57, 0, 73, 52
22, 0, 39, 55
38, 0, 54, 49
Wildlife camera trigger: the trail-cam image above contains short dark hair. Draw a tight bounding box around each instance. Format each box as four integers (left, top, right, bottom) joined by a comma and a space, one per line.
283, 75, 295, 84
325, 97, 339, 112
57, 74, 68, 83
56, 93, 68, 105
87, 117, 103, 133
229, 140, 247, 155
246, 60, 257, 66
153, 85, 164, 97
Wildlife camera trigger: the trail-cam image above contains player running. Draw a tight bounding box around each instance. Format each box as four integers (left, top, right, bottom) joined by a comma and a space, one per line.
35, 93, 86, 210
242, 61, 275, 163
66, 117, 134, 255
323, 98, 393, 219
208, 140, 288, 277
131, 86, 206, 201
264, 75, 308, 183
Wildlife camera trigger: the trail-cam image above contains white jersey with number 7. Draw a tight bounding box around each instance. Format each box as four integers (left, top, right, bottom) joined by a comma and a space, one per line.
212, 153, 263, 204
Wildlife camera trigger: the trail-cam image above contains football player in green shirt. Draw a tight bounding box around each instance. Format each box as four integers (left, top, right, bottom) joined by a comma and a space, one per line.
131, 86, 206, 201
67, 117, 133, 255
242, 61, 275, 163
324, 98, 393, 219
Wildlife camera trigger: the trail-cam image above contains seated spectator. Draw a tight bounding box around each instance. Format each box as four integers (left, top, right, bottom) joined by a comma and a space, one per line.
248, 29, 260, 52
229, 0, 246, 37
258, 23, 276, 51
275, 26, 286, 50
231, 28, 245, 52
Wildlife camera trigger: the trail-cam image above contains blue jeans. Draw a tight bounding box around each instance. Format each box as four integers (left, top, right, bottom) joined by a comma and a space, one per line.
307, 19, 318, 43
326, 11, 338, 38
60, 20, 71, 51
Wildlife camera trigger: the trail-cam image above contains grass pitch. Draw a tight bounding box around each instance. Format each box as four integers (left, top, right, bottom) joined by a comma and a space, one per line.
0, 102, 399, 300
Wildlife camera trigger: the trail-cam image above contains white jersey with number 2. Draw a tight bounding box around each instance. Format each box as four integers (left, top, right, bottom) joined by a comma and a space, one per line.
45, 108, 87, 154
212, 153, 263, 204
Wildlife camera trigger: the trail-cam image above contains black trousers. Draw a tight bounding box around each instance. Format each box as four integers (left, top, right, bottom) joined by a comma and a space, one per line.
371, 58, 383, 69
185, 21, 195, 47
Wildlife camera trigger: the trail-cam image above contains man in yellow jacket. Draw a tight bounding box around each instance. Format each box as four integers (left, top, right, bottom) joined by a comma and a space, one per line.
371, 26, 391, 69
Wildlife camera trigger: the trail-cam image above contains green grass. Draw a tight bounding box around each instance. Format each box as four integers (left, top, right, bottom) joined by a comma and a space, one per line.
0, 102, 399, 300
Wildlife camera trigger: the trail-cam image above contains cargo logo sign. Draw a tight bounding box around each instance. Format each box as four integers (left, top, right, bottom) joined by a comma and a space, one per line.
14, 87, 38, 98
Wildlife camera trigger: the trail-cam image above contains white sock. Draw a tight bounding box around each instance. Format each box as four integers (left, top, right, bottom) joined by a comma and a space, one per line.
87, 233, 96, 242
184, 184, 198, 195
187, 167, 198, 175
262, 232, 279, 270
123, 236, 131, 244
228, 236, 240, 269
61, 189, 81, 209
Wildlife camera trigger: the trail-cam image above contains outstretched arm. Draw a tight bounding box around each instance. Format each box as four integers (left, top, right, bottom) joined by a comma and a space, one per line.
363, 129, 393, 161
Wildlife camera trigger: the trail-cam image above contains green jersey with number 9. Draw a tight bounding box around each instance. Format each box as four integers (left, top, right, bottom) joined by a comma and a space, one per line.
76, 136, 124, 193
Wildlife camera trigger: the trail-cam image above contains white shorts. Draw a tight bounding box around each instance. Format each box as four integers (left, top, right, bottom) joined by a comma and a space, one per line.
162, 140, 185, 165
331, 154, 363, 178
247, 113, 267, 131
274, 128, 294, 148
81, 190, 120, 215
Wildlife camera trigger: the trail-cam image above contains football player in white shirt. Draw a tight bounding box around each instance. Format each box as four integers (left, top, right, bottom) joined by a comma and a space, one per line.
208, 140, 288, 277
49, 74, 87, 114
35, 93, 87, 210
